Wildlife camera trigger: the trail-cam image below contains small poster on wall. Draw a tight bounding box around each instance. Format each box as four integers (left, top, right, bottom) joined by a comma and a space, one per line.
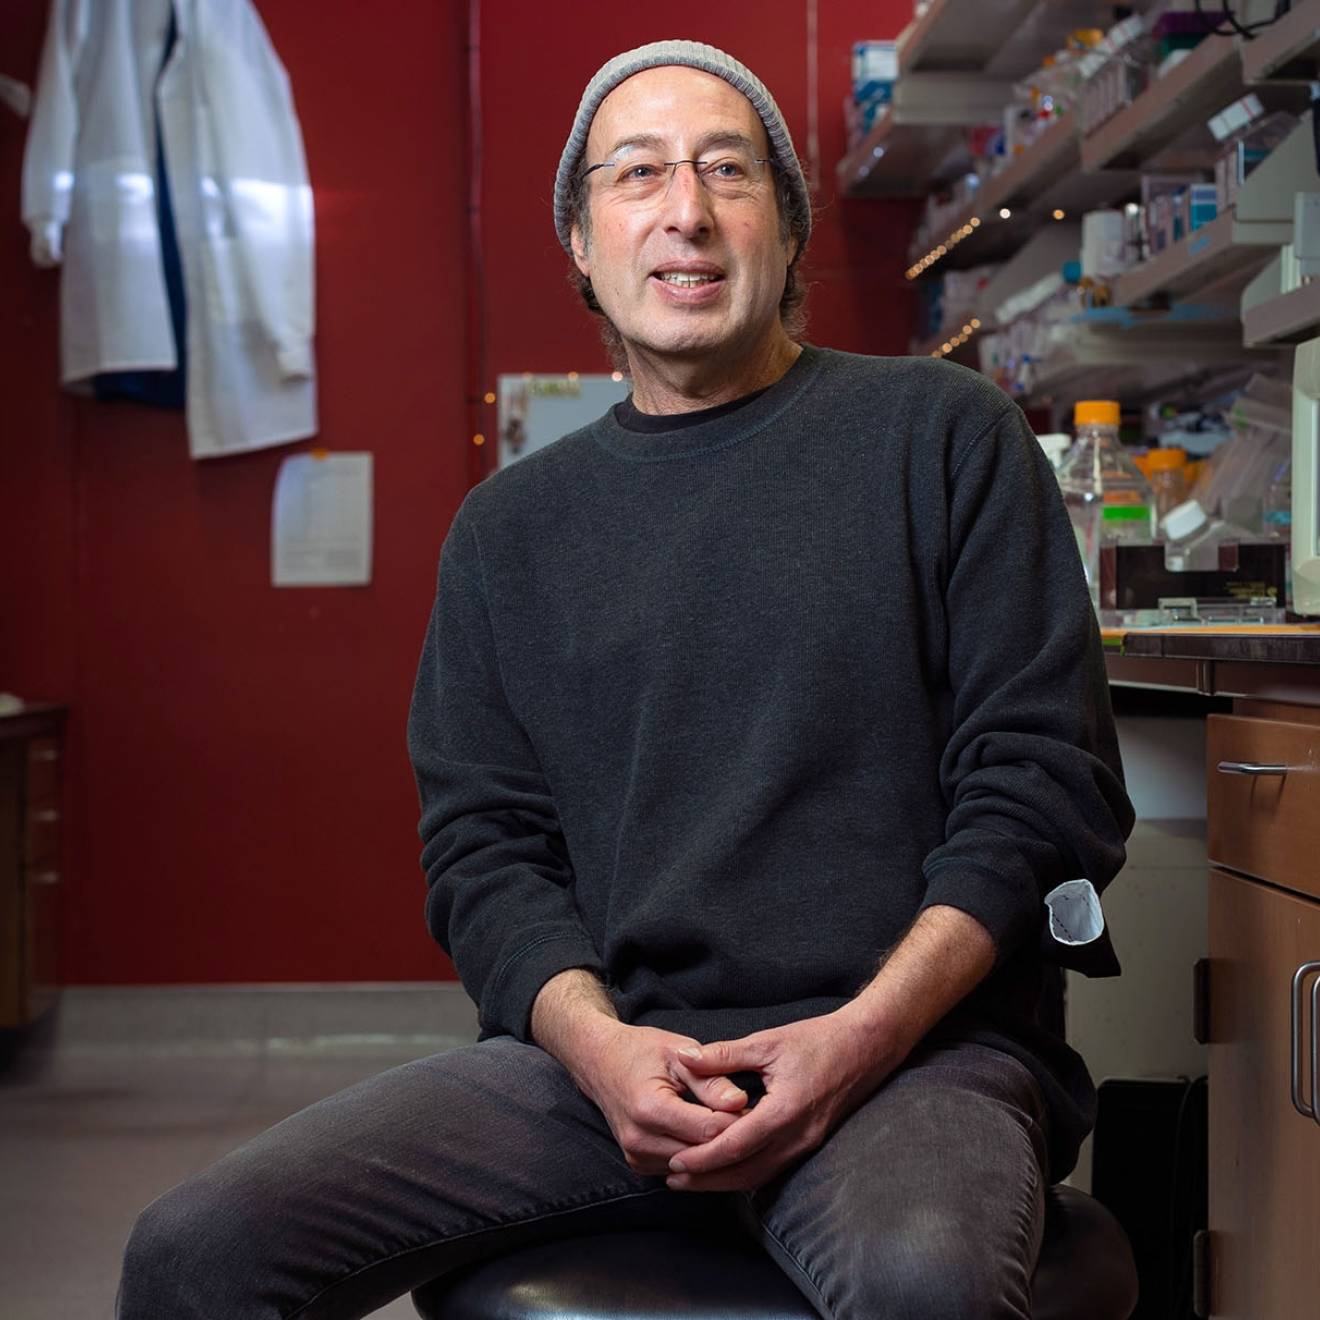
271, 451, 373, 587
498, 373, 630, 468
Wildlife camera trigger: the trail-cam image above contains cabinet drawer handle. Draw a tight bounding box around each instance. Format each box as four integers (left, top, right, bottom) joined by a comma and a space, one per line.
1292, 961, 1320, 1119
31, 748, 58, 763
28, 870, 59, 887
30, 808, 59, 823
1216, 761, 1289, 776
1312, 977, 1320, 1131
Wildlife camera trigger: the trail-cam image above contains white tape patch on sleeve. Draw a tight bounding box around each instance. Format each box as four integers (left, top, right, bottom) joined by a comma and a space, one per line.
1044, 878, 1105, 946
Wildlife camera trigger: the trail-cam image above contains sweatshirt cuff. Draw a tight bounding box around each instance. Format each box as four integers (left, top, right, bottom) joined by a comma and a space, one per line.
276, 339, 314, 380
918, 862, 1038, 966
484, 931, 607, 1043
28, 219, 63, 268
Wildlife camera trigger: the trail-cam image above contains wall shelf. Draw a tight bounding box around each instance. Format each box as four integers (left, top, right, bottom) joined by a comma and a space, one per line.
906, 111, 1141, 275
1244, 279, 1320, 345
898, 0, 1040, 74
898, 0, 1113, 79
845, 5, 1317, 423
837, 111, 970, 197
981, 112, 1083, 211
1111, 209, 1276, 307
1242, 0, 1320, 83
1022, 322, 1269, 406
1081, 32, 1242, 171
838, 75, 1014, 197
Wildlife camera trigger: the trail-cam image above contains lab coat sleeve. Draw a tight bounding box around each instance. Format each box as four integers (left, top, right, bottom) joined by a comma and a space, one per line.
20, 0, 88, 267
196, 0, 315, 379
917, 401, 1135, 970
407, 500, 606, 1042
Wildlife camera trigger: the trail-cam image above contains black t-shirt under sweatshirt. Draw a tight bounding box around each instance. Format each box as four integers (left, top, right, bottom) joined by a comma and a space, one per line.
407, 344, 1135, 1180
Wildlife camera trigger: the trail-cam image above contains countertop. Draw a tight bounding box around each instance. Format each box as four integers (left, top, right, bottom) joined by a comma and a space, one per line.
1102, 625, 1320, 703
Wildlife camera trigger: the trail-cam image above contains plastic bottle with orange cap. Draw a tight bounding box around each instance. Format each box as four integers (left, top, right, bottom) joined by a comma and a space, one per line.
1056, 400, 1155, 618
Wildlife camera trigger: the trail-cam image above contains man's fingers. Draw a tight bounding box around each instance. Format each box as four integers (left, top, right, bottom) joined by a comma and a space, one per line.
667, 1095, 782, 1174
672, 1062, 748, 1113
639, 1087, 741, 1148
620, 1130, 711, 1176
665, 1147, 784, 1193
670, 1037, 769, 1077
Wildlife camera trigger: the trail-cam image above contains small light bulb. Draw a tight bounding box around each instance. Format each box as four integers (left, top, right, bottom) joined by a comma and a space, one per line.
1052, 209, 1065, 220
473, 433, 485, 446
999, 207, 1012, 220
483, 391, 496, 404
611, 371, 624, 382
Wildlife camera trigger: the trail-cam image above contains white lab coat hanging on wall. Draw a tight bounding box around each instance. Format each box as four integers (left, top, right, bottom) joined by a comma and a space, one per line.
20, 0, 317, 460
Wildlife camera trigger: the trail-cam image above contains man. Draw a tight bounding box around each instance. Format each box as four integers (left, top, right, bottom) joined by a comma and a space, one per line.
118, 40, 1133, 1319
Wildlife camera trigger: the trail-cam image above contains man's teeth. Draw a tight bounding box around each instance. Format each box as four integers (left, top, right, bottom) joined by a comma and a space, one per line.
657, 272, 721, 286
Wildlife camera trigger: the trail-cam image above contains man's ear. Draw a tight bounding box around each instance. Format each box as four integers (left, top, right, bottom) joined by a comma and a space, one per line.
570, 223, 591, 278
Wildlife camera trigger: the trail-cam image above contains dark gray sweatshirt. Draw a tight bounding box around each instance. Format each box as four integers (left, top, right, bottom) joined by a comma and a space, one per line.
407, 344, 1135, 1179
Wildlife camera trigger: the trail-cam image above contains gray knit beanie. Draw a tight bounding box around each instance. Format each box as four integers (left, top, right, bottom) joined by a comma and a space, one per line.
553, 40, 811, 257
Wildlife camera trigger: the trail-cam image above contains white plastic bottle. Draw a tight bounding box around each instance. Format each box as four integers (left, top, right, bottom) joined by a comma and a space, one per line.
1056, 400, 1155, 615
1161, 499, 1255, 572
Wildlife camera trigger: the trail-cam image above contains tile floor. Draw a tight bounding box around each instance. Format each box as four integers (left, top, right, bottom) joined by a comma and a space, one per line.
0, 1018, 473, 1319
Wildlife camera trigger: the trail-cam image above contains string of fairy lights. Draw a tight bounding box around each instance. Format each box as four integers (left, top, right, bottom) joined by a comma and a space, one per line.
932, 317, 983, 358
906, 215, 985, 280
907, 206, 1069, 358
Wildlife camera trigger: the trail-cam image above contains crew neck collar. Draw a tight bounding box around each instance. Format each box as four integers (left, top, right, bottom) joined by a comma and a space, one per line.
592, 343, 826, 461
613, 383, 772, 433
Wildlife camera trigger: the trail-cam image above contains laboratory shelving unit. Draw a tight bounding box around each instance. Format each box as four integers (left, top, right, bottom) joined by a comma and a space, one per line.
846, 0, 1320, 421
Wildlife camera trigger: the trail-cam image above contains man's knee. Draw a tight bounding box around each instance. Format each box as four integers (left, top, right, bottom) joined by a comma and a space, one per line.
847, 1221, 1031, 1320
118, 1173, 260, 1317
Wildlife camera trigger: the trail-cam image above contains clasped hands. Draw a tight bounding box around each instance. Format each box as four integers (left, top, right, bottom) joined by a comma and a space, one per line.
580, 1009, 900, 1194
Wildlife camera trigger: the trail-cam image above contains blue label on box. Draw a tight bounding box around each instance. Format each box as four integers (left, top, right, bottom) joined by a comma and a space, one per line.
853, 80, 894, 105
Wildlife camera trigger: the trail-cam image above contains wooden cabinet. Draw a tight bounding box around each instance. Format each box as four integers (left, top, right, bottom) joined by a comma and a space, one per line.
1205, 708, 1320, 1318
1206, 868, 1320, 1317
1206, 715, 1320, 901
0, 707, 66, 1029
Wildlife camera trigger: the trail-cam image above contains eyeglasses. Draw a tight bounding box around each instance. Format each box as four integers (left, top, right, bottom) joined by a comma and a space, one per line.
582, 150, 779, 202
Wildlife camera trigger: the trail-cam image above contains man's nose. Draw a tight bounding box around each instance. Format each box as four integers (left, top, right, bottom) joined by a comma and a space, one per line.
660, 162, 714, 234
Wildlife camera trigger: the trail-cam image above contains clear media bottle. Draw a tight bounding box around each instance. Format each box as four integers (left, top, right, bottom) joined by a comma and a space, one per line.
1260, 455, 1293, 609
1146, 446, 1189, 523
1261, 453, 1292, 538
1056, 399, 1155, 615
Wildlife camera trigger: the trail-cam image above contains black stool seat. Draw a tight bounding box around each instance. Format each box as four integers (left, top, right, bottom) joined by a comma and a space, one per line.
413, 1184, 1136, 1319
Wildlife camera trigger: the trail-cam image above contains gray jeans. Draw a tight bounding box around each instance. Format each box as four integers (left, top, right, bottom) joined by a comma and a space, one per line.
116, 1035, 1049, 1320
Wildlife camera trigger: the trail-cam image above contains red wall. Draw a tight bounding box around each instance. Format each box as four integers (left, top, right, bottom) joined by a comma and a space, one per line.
0, 0, 915, 985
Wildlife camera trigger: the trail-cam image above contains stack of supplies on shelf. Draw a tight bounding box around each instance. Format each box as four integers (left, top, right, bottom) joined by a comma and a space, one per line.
846, 41, 897, 149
